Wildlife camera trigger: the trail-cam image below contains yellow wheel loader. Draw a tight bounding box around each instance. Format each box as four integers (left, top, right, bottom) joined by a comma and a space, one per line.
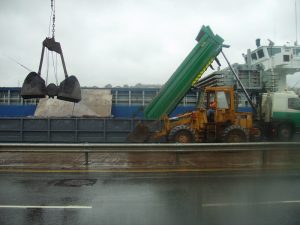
151, 86, 260, 143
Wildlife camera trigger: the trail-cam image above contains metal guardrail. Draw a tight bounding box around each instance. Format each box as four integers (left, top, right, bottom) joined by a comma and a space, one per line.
0, 142, 299, 152
0, 142, 300, 166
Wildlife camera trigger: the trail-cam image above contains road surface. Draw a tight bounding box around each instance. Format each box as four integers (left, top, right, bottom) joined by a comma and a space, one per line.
0, 170, 300, 225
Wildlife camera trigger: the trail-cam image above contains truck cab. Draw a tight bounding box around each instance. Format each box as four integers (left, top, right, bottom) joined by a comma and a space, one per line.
261, 91, 300, 140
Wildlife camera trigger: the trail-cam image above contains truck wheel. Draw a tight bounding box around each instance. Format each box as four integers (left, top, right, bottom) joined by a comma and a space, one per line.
169, 125, 195, 143
222, 125, 247, 143
250, 123, 264, 142
277, 124, 293, 141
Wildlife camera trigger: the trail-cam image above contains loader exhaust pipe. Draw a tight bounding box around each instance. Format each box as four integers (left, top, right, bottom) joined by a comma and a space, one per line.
221, 50, 257, 115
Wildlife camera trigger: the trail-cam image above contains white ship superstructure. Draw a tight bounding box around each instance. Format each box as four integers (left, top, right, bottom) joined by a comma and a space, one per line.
244, 39, 300, 91
196, 40, 300, 108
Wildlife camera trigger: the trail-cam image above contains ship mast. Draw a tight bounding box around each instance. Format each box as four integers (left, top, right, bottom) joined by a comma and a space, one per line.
295, 0, 298, 45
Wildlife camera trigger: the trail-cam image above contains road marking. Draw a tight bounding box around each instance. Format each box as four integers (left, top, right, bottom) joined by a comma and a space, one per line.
0, 167, 263, 174
0, 205, 92, 209
202, 200, 300, 208
0, 166, 299, 174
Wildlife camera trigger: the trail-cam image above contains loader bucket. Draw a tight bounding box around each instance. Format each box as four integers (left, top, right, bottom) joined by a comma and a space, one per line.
46, 83, 58, 98
21, 72, 47, 99
127, 122, 151, 143
57, 75, 81, 102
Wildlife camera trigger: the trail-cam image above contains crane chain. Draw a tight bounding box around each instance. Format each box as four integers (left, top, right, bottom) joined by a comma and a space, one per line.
51, 0, 55, 38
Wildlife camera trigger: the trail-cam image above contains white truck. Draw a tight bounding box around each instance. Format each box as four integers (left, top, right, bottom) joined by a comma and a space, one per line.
261, 90, 300, 141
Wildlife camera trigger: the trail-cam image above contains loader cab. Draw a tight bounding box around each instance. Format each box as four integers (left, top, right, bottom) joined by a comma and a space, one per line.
204, 86, 235, 123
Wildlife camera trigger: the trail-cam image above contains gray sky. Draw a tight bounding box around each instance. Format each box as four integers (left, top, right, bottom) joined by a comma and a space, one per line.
0, 0, 299, 87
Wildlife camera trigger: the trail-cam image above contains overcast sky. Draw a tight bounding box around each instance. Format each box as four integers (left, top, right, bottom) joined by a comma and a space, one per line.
0, 0, 299, 87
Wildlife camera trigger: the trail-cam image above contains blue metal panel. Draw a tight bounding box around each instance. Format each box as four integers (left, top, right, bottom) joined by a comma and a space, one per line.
111, 105, 144, 118
0, 87, 21, 91
0, 104, 195, 118
111, 105, 196, 118
237, 107, 253, 113
0, 105, 36, 117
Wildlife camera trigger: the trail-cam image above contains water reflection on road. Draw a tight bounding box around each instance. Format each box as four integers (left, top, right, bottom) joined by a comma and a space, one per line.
0, 171, 299, 225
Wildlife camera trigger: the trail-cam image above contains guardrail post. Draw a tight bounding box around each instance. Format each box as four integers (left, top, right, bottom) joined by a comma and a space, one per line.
85, 152, 89, 166
84, 143, 89, 166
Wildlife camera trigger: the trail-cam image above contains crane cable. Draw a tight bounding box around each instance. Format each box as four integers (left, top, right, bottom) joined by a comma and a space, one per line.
46, 0, 58, 86
50, 0, 56, 39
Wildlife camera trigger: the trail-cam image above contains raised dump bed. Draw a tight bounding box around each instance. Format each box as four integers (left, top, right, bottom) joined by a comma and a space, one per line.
144, 25, 224, 120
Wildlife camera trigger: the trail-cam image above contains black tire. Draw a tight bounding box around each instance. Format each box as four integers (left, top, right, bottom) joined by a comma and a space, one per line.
222, 125, 247, 143
168, 125, 195, 143
277, 124, 293, 141
250, 123, 264, 142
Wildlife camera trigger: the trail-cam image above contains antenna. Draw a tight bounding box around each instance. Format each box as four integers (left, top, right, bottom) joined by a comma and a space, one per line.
295, 0, 298, 45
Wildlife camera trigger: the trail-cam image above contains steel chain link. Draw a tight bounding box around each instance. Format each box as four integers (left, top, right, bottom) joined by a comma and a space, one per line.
51, 0, 55, 38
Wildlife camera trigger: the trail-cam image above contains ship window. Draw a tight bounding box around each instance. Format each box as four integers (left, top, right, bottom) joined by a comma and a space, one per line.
288, 98, 300, 110
251, 53, 257, 60
283, 55, 290, 62
267, 47, 281, 56
257, 49, 265, 58
295, 48, 300, 57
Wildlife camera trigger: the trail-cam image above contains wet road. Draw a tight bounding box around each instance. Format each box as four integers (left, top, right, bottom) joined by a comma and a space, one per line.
0, 170, 300, 225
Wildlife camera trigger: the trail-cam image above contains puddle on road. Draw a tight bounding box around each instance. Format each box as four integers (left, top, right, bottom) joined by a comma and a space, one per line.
51, 179, 97, 187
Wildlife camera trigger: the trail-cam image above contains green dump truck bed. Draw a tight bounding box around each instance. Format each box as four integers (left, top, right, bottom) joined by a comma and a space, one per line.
144, 25, 224, 120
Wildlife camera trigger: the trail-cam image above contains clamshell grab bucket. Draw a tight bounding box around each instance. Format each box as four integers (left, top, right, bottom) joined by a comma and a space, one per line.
46, 83, 58, 98
21, 37, 81, 102
21, 72, 47, 99
57, 75, 81, 103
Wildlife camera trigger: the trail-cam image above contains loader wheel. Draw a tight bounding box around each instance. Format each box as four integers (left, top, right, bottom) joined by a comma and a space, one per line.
277, 124, 293, 141
222, 125, 247, 143
169, 125, 195, 143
